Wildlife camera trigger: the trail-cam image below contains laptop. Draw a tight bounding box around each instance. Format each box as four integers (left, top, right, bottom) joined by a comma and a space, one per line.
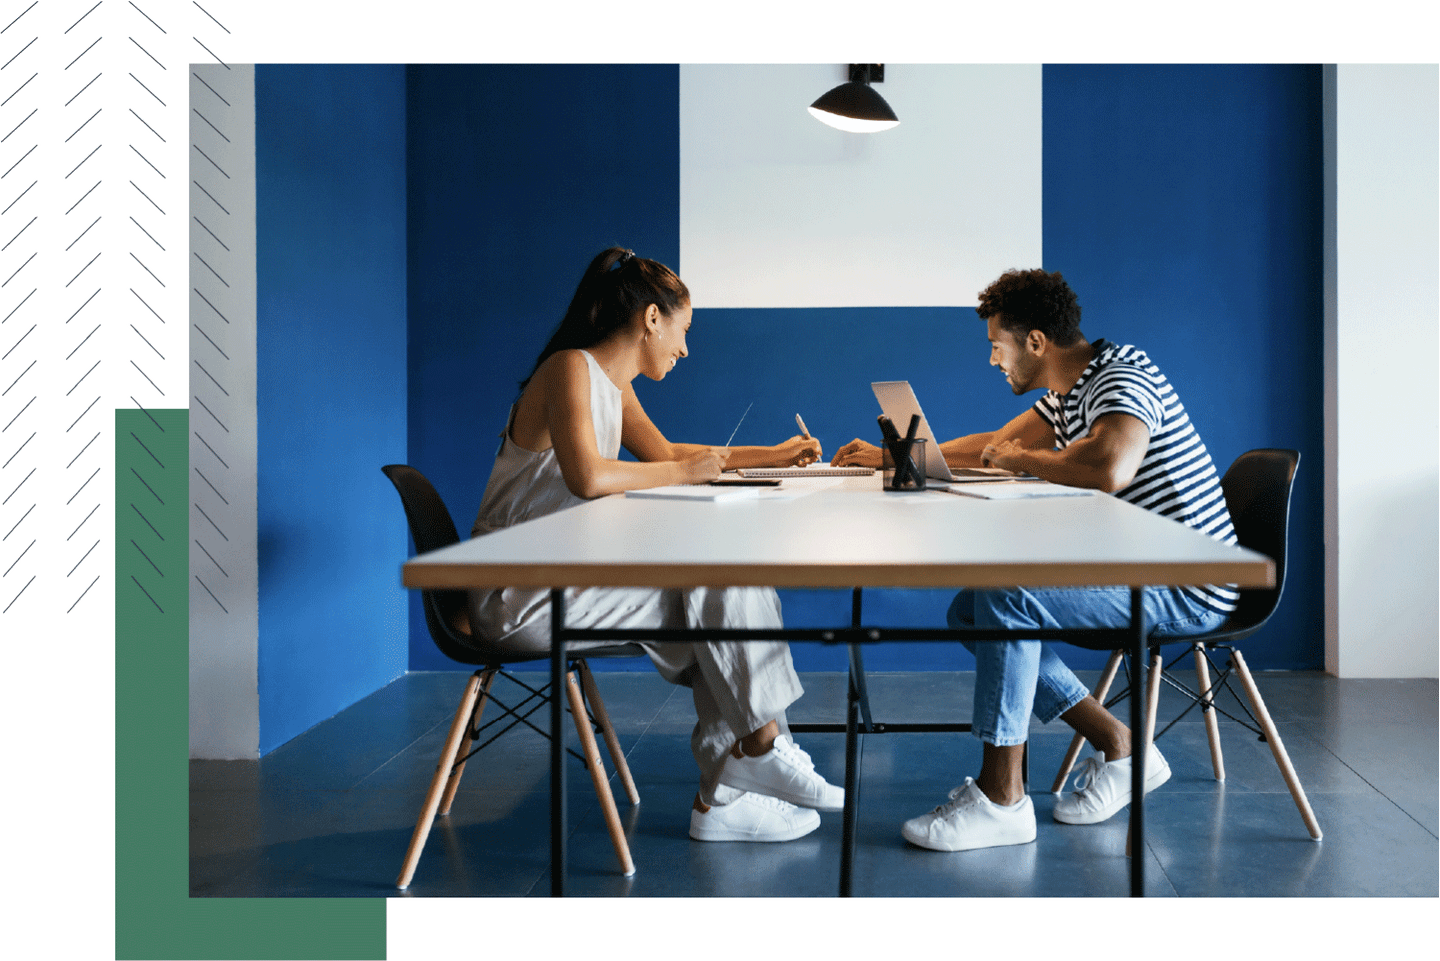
871, 381, 1034, 484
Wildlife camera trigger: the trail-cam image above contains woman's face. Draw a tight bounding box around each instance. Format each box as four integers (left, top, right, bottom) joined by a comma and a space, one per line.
642, 304, 692, 381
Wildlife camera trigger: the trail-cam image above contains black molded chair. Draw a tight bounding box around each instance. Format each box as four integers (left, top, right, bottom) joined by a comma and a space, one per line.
1052, 449, 1322, 840
381, 464, 648, 889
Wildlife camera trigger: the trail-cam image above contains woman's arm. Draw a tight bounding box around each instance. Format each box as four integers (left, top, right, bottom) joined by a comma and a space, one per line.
619, 389, 821, 469
541, 352, 725, 498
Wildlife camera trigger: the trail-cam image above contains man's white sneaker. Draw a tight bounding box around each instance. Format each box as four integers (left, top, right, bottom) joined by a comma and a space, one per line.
1053, 744, 1172, 825
718, 735, 845, 811
689, 791, 821, 842
900, 778, 1037, 852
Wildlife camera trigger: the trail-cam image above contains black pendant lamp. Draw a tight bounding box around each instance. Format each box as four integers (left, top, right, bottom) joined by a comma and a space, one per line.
808, 64, 900, 133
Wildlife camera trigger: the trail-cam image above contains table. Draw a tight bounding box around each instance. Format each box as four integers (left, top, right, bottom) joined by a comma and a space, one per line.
403, 477, 1274, 896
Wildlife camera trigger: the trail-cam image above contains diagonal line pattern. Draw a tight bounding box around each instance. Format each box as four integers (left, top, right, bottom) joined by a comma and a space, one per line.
5, 2, 184, 617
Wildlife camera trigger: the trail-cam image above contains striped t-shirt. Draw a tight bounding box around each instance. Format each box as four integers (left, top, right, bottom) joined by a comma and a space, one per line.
1032, 340, 1239, 614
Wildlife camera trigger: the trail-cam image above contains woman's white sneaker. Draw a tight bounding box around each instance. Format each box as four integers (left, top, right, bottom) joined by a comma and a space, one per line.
718, 735, 845, 811
1053, 744, 1172, 825
901, 778, 1037, 852
689, 791, 821, 842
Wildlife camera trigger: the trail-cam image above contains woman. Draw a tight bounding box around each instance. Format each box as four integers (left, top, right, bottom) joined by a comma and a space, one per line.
467, 246, 842, 843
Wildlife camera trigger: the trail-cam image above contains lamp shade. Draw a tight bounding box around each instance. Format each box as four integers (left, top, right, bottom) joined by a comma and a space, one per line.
808, 80, 900, 133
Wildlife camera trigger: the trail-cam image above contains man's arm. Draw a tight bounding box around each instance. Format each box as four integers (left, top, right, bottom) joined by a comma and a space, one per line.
831, 407, 1055, 468
939, 408, 1055, 469
980, 412, 1149, 492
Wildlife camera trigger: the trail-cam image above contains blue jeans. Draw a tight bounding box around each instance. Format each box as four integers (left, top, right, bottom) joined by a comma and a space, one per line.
947, 587, 1229, 746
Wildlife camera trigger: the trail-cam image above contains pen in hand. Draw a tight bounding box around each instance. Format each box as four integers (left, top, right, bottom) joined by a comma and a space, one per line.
794, 413, 819, 467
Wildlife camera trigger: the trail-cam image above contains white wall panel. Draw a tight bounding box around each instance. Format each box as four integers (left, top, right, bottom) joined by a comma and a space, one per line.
680, 64, 1042, 309
1329, 64, 1439, 678
188, 63, 257, 758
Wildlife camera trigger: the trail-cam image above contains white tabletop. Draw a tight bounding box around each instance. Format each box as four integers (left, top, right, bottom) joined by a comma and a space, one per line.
403, 476, 1274, 591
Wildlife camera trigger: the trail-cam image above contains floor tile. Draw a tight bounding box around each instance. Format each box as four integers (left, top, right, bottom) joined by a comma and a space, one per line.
189, 670, 1438, 899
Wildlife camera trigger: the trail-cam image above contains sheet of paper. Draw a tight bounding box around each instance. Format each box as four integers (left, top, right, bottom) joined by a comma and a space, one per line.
756, 478, 844, 500
943, 482, 1095, 500
625, 486, 761, 502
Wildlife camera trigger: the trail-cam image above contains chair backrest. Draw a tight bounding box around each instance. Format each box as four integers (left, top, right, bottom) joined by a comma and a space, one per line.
1218, 449, 1300, 632
380, 464, 486, 666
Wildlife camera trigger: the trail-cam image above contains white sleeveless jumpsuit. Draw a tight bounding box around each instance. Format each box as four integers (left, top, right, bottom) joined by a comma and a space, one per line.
467, 350, 802, 803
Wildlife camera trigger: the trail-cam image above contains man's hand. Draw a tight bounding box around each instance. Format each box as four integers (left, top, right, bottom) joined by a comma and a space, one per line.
831, 438, 882, 468
980, 439, 1027, 472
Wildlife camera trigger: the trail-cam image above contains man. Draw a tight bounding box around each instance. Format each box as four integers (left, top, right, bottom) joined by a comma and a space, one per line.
832, 268, 1237, 852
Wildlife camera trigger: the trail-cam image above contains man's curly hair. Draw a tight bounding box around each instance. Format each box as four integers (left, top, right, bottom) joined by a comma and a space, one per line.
976, 269, 1082, 347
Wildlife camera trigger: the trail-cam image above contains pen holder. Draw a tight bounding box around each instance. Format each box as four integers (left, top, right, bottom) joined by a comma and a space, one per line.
883, 437, 927, 491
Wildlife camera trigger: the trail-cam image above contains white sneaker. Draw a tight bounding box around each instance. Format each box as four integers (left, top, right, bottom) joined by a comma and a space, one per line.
901, 778, 1037, 852
689, 791, 822, 842
1053, 744, 1172, 825
718, 735, 845, 811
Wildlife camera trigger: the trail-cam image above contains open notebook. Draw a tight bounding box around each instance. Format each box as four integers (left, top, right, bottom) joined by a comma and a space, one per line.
736, 465, 874, 478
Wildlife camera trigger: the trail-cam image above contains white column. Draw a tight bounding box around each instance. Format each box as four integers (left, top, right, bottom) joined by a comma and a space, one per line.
1327, 64, 1440, 678
187, 64, 258, 758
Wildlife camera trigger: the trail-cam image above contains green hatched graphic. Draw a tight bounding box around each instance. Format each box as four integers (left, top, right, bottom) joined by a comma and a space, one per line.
2, 1, 233, 639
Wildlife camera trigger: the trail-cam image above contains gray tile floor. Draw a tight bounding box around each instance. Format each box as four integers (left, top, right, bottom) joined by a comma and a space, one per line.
190, 669, 1437, 898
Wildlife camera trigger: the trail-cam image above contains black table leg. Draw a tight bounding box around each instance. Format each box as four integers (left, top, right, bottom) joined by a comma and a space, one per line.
839, 648, 864, 897
551, 588, 566, 897
1129, 586, 1145, 897
839, 587, 867, 897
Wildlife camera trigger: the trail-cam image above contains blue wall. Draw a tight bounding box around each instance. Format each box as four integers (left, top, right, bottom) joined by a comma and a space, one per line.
1041, 65, 1325, 669
241, 64, 1324, 756
404, 64, 680, 670
399, 64, 1326, 672
255, 65, 411, 752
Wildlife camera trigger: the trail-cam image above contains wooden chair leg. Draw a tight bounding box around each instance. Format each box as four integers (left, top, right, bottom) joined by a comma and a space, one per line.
1142, 651, 1162, 748
1127, 652, 1163, 859
1230, 650, 1323, 840
577, 660, 640, 806
397, 672, 484, 890
1193, 644, 1226, 781
566, 670, 636, 876
1053, 649, 1125, 792
438, 669, 496, 816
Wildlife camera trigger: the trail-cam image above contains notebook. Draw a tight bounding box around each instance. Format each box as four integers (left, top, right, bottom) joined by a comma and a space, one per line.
735, 465, 875, 478
871, 381, 1038, 484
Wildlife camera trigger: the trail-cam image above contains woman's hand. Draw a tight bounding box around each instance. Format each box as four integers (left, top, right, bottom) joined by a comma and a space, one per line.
831, 438, 882, 468
773, 434, 823, 467
677, 447, 730, 484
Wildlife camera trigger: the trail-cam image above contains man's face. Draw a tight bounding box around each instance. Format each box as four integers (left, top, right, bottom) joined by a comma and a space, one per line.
987, 315, 1039, 395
